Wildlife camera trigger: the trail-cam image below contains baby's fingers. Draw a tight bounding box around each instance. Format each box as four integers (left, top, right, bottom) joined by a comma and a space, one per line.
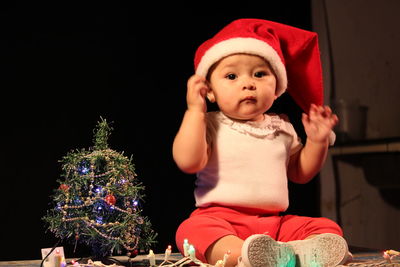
320, 105, 339, 127
310, 105, 333, 121
188, 75, 209, 97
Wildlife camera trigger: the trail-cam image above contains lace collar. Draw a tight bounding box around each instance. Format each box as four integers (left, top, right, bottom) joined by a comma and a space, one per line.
215, 112, 285, 139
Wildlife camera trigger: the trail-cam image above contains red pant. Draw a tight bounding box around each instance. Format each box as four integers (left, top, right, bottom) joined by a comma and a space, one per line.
175, 206, 343, 263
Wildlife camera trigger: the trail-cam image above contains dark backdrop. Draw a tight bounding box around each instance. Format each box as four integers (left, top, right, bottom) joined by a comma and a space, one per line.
0, 1, 317, 261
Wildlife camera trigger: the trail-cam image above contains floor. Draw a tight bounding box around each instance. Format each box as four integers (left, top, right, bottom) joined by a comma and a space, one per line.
340, 246, 400, 266
1, 250, 399, 267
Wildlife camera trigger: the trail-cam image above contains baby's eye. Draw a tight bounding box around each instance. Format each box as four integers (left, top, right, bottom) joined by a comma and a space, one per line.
254, 71, 267, 78
225, 73, 237, 80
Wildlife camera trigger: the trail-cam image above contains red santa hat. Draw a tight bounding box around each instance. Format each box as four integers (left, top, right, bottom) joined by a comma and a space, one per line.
194, 18, 324, 113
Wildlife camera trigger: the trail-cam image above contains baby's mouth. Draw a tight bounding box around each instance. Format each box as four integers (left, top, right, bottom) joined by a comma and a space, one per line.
240, 96, 256, 103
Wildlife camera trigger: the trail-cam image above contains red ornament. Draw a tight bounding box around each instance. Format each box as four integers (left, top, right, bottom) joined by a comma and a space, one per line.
128, 249, 138, 258
59, 184, 70, 192
105, 194, 116, 205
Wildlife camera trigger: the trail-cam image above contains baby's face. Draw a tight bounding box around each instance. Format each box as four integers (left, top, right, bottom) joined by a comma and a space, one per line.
208, 54, 278, 122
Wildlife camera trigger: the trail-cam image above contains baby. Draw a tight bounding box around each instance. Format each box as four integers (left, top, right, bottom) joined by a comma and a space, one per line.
173, 18, 349, 267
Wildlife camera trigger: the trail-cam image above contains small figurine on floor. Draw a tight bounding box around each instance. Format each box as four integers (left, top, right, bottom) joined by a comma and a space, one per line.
383, 249, 400, 263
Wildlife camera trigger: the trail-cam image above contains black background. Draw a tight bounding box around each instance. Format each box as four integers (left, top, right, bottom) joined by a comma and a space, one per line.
0, 1, 320, 261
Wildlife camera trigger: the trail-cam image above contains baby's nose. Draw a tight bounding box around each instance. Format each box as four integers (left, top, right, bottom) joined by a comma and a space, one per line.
242, 79, 256, 90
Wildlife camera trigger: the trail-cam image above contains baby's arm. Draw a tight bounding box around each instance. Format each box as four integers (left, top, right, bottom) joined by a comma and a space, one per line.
172, 75, 210, 173
288, 104, 339, 184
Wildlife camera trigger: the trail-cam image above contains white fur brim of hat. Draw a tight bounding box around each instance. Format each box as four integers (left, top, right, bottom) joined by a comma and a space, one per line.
195, 37, 288, 96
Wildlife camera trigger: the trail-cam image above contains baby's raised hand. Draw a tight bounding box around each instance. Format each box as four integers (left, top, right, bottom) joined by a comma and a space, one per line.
302, 104, 339, 144
186, 74, 209, 113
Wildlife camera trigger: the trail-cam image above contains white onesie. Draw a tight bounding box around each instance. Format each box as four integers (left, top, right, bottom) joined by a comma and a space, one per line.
194, 111, 303, 213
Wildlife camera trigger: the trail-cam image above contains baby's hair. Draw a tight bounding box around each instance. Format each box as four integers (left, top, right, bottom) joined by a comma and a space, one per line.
205, 62, 218, 81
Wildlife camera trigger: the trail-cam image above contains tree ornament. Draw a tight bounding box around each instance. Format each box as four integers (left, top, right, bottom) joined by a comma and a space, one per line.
59, 184, 70, 192
92, 185, 103, 196
43, 117, 157, 261
77, 160, 91, 175
105, 194, 116, 206
128, 249, 139, 258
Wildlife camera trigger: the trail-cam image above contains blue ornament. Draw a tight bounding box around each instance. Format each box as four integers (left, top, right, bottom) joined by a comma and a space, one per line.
77, 160, 91, 175
95, 216, 103, 224
74, 198, 83, 205
93, 201, 106, 217
92, 185, 103, 195
56, 202, 64, 211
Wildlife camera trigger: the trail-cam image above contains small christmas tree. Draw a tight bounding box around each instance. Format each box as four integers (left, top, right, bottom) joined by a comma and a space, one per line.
43, 118, 156, 260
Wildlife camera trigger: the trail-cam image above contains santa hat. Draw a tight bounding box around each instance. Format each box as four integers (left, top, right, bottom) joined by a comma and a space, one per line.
194, 18, 324, 113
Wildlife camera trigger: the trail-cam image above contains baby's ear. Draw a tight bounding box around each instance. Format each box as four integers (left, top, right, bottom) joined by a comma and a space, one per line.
206, 89, 216, 103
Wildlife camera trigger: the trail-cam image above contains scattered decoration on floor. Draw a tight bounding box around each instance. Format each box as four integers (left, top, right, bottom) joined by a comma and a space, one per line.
42, 118, 157, 260
383, 249, 400, 263
147, 249, 156, 266
69, 259, 122, 266
54, 248, 67, 267
145, 241, 230, 267
341, 249, 400, 266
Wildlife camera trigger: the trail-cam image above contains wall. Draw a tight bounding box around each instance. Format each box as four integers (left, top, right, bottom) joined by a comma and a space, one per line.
312, 0, 400, 250
313, 0, 400, 138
